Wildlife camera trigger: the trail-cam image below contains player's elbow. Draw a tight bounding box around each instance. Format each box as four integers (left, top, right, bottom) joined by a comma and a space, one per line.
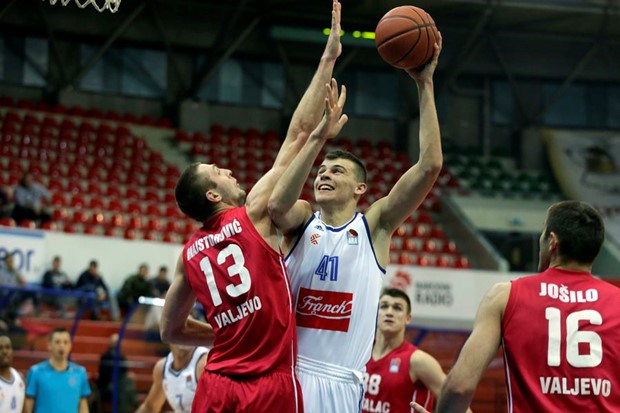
443, 374, 476, 400
159, 319, 176, 344
267, 196, 286, 221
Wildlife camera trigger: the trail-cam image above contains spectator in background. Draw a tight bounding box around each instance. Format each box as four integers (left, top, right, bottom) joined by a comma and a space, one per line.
0, 252, 38, 318
75, 260, 110, 320
41, 256, 73, 316
149, 266, 170, 297
95, 334, 137, 413
117, 264, 153, 314
11, 172, 51, 226
25, 327, 91, 413
0, 185, 11, 219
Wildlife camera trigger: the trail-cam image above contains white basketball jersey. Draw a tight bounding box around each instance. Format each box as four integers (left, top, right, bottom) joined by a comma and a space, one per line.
162, 347, 209, 413
286, 212, 385, 371
0, 368, 25, 413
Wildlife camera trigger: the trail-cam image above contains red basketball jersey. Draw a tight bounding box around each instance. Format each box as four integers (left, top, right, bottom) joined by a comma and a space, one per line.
362, 342, 434, 413
183, 206, 297, 376
503, 268, 620, 412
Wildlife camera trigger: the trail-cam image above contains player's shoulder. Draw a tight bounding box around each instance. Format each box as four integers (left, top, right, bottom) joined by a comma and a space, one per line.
28, 360, 49, 374
68, 362, 88, 374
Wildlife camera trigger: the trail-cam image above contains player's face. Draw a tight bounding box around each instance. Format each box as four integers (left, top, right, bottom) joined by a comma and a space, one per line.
314, 158, 362, 205
0, 336, 13, 368
202, 164, 246, 207
48, 332, 72, 361
377, 295, 411, 334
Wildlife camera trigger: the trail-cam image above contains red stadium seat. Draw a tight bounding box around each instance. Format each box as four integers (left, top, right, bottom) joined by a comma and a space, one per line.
41, 221, 58, 231
127, 216, 143, 230
126, 202, 143, 215
91, 212, 106, 226
107, 200, 123, 213
124, 228, 137, 240
52, 208, 69, 222
164, 220, 180, 233
125, 188, 142, 200
0, 217, 16, 227
397, 253, 416, 265
142, 204, 159, 216
146, 218, 163, 232
455, 256, 471, 269
72, 211, 88, 225
162, 233, 178, 243
109, 214, 125, 228
70, 195, 86, 208
143, 231, 158, 241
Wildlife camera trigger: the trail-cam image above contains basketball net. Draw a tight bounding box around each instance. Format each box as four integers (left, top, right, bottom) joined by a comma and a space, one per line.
43, 0, 121, 13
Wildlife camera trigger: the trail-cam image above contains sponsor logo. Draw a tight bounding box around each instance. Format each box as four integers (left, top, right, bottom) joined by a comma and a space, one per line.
347, 229, 359, 245
296, 288, 353, 332
314, 224, 325, 232
389, 357, 401, 373
310, 233, 321, 245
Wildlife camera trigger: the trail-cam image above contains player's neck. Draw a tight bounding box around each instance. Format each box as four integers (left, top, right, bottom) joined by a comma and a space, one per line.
172, 352, 192, 371
48, 357, 68, 371
549, 260, 592, 273
373, 332, 405, 359
319, 204, 357, 227
0, 367, 11, 380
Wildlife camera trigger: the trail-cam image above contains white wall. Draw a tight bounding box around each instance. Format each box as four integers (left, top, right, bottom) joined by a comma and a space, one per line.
0, 228, 182, 291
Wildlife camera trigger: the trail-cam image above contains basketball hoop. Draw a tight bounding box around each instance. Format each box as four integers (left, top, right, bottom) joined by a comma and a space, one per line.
43, 0, 121, 13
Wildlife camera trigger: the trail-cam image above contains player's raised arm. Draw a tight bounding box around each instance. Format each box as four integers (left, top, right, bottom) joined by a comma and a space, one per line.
366, 33, 443, 236
246, 0, 343, 221
272, 0, 342, 171
269, 80, 348, 235
160, 254, 214, 347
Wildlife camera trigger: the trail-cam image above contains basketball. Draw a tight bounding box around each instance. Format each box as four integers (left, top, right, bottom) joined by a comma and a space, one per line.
375, 6, 439, 70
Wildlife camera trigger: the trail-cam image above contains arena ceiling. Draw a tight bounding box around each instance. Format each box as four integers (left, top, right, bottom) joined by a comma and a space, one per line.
2, 0, 619, 94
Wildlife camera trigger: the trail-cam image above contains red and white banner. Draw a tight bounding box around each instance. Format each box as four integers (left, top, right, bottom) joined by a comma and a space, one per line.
384, 266, 522, 330
544, 128, 620, 246
296, 287, 353, 332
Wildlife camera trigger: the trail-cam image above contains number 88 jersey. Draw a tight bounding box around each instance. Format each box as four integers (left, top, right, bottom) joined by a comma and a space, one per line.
183, 206, 297, 376
502, 267, 620, 412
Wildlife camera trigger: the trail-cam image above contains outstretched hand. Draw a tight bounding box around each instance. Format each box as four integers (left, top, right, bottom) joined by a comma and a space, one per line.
323, 0, 342, 60
311, 78, 348, 141
407, 31, 443, 82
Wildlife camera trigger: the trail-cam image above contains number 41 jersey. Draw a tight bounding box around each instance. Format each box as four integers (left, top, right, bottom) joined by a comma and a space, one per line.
502, 267, 620, 412
183, 206, 297, 377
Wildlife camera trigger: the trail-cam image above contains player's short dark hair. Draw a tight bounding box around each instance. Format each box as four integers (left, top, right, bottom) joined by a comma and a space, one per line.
324, 150, 367, 183
545, 200, 604, 265
49, 327, 70, 341
176, 163, 217, 222
380, 287, 411, 314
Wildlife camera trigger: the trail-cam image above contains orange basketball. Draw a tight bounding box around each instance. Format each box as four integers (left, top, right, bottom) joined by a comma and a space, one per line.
375, 6, 439, 70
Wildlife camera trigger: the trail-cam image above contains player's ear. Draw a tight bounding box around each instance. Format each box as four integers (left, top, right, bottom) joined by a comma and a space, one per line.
548, 231, 559, 252
355, 182, 367, 196
206, 190, 221, 203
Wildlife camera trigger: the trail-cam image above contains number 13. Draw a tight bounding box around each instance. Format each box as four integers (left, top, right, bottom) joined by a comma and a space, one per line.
200, 244, 251, 306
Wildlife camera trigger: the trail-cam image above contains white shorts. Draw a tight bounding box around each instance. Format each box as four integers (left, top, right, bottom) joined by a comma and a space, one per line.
296, 355, 365, 413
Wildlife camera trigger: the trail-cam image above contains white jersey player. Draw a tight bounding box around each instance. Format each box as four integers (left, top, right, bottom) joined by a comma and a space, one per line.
0, 335, 25, 413
136, 345, 208, 413
268, 31, 444, 413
